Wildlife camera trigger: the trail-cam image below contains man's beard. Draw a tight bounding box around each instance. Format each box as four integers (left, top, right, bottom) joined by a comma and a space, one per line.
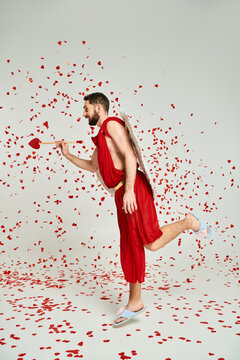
88, 111, 99, 126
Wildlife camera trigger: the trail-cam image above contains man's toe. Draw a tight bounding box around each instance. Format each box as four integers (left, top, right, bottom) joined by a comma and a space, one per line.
114, 317, 126, 324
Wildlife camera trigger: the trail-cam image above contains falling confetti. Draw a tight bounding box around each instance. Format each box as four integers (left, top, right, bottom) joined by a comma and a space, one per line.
0, 39, 239, 360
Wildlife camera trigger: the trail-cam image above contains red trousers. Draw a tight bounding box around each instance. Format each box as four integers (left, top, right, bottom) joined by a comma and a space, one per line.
114, 170, 163, 283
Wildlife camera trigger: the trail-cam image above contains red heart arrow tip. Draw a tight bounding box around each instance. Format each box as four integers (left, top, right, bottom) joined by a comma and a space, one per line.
28, 138, 41, 149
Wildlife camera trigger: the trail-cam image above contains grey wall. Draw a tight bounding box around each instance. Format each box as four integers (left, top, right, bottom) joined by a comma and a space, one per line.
0, 0, 239, 274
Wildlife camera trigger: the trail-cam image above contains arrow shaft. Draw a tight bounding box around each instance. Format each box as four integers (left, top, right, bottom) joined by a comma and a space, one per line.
39, 141, 77, 145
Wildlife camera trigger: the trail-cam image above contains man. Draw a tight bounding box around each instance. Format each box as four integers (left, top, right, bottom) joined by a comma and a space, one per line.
56, 92, 212, 326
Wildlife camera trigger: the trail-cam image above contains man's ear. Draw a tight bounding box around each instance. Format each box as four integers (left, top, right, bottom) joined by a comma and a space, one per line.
95, 103, 101, 113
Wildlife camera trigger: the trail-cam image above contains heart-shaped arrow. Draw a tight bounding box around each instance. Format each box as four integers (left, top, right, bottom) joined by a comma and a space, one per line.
28, 138, 83, 149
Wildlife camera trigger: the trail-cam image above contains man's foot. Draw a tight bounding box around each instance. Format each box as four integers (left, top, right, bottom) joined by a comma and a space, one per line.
185, 212, 202, 232
185, 212, 211, 238
114, 301, 144, 324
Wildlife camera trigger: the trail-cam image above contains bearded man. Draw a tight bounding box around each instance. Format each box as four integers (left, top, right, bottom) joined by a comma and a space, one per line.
57, 92, 212, 326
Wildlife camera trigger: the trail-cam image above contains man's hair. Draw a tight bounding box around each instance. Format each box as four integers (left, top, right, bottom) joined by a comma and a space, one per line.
83, 92, 109, 113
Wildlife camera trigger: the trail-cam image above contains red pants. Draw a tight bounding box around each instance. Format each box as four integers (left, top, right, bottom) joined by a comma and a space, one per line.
114, 170, 163, 283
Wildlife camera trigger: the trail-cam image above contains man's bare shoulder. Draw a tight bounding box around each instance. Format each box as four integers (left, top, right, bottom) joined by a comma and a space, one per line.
106, 119, 135, 158
106, 119, 126, 135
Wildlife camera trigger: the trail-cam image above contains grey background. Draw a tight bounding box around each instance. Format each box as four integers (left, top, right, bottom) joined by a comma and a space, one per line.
0, 1, 239, 359
0, 0, 239, 264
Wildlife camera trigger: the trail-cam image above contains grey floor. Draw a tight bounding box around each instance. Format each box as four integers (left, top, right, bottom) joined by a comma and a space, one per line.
0, 253, 239, 360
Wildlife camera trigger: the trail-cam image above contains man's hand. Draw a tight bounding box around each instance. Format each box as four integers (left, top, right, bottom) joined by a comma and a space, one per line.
122, 190, 138, 214
56, 140, 70, 158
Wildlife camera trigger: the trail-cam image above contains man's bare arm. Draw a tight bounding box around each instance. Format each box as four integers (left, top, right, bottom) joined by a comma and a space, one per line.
65, 153, 96, 173
107, 121, 137, 191
107, 121, 138, 214
57, 140, 98, 173
90, 147, 98, 172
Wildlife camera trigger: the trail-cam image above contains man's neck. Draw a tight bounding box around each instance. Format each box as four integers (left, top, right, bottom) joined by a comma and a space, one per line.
97, 114, 110, 128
